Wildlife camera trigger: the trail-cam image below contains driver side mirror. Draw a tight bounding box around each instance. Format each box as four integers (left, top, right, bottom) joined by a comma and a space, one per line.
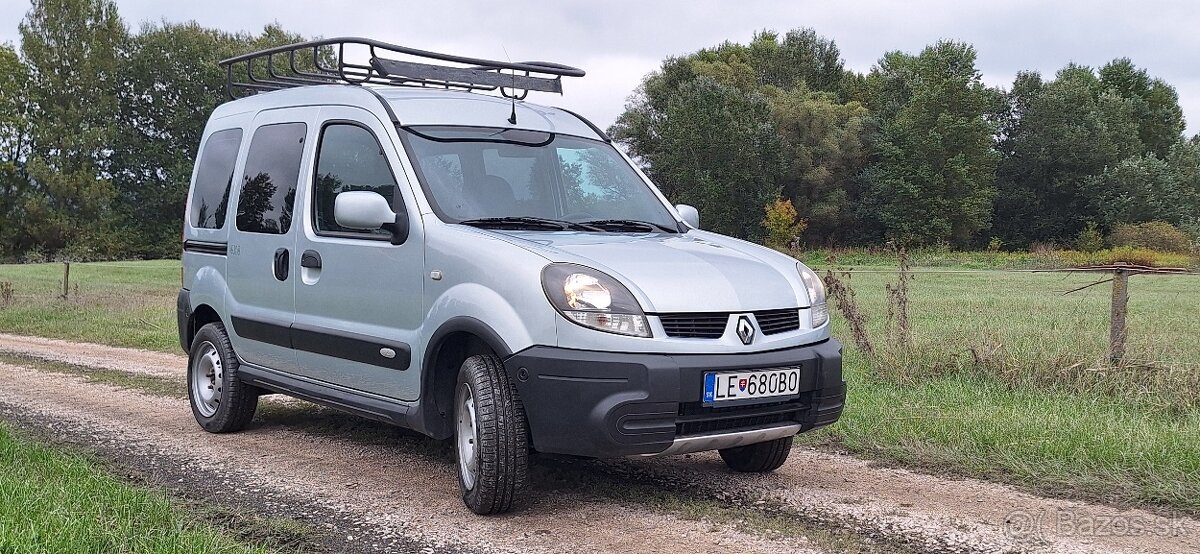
675, 204, 699, 229
334, 191, 410, 245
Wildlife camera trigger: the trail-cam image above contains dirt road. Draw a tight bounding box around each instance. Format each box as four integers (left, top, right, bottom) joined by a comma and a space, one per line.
0, 332, 1196, 554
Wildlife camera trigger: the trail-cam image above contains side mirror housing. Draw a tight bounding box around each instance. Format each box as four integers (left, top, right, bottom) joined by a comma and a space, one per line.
334, 191, 409, 244
675, 204, 699, 229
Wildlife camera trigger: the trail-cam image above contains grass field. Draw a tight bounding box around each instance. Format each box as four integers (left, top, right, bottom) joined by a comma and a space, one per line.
1, 259, 1198, 514
0, 260, 179, 351
0, 423, 263, 553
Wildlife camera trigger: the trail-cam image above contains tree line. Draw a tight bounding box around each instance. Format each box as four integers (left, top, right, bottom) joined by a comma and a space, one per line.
0, 0, 310, 260
612, 29, 1200, 250
1, 1, 1197, 261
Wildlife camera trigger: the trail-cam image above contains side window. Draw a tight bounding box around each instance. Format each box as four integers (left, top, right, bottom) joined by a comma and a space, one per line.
313, 123, 397, 236
236, 122, 307, 234
190, 129, 242, 229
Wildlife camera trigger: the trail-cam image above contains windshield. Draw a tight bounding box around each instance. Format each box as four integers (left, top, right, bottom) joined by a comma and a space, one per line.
401, 126, 680, 231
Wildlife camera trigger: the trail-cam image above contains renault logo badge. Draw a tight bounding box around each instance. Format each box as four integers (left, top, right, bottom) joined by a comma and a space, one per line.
736, 316, 755, 345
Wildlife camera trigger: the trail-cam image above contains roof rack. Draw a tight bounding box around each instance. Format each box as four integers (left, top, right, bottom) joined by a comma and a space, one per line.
219, 37, 585, 101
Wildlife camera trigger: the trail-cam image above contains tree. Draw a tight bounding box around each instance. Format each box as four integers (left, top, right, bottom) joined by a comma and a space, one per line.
108, 22, 311, 258
746, 29, 847, 94
857, 41, 1000, 246
654, 77, 783, 240
993, 65, 1144, 246
0, 44, 34, 256
1098, 58, 1185, 158
19, 0, 127, 255
768, 86, 871, 244
1083, 151, 1199, 229
611, 28, 861, 242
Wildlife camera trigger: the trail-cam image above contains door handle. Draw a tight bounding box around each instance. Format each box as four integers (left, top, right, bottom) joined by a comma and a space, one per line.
273, 248, 289, 281
300, 250, 322, 269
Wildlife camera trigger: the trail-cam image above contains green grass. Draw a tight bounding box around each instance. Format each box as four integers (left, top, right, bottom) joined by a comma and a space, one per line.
805, 267, 1200, 514
0, 260, 179, 351
0, 423, 265, 553
1, 259, 1199, 515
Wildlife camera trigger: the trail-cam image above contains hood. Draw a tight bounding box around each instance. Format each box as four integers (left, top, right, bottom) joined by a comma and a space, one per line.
494, 230, 807, 313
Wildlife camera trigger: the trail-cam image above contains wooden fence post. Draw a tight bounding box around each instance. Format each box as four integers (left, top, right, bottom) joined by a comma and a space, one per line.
61, 261, 70, 300
1109, 269, 1128, 364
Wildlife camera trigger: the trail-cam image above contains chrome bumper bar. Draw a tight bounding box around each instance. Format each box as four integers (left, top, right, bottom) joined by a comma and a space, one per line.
641, 423, 802, 457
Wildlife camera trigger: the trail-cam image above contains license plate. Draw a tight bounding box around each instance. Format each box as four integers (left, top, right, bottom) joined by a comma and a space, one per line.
703, 368, 802, 404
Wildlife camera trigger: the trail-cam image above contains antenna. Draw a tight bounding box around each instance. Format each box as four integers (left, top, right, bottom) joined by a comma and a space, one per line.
502, 45, 517, 125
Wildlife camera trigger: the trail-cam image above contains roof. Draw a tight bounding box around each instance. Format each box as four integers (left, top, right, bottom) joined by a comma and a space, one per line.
208, 84, 605, 140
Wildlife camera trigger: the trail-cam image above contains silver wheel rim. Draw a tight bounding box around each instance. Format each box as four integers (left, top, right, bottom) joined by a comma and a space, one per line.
191, 341, 223, 418
456, 383, 479, 491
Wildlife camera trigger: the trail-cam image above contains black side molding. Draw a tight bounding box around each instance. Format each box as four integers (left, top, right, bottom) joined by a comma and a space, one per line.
231, 316, 291, 349
182, 240, 228, 255
291, 322, 410, 371
231, 315, 411, 371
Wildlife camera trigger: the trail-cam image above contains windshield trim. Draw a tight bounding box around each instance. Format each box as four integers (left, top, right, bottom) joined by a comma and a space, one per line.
396, 124, 684, 232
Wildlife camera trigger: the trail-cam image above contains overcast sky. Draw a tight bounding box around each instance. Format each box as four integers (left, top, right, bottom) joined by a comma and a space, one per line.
3, 0, 1199, 136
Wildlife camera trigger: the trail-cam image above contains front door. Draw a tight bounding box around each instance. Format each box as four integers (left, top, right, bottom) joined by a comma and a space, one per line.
290, 106, 425, 400
225, 108, 317, 372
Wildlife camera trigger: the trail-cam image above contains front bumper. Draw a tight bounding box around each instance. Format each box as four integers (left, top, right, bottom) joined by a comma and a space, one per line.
503, 339, 845, 458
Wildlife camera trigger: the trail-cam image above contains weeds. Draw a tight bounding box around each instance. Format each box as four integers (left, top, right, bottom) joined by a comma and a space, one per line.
822, 270, 874, 358
884, 246, 912, 348
0, 281, 12, 305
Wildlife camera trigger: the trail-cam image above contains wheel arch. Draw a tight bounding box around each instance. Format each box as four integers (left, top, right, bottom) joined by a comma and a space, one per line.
416, 316, 513, 439
185, 303, 224, 352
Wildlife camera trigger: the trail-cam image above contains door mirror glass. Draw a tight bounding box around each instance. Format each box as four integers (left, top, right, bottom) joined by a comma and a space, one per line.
675, 204, 699, 229
335, 191, 396, 231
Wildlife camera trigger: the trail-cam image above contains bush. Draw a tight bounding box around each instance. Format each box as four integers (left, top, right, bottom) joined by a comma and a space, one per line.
1109, 221, 1192, 254
1180, 218, 1200, 249
1075, 222, 1104, 253
762, 198, 807, 249
1055, 247, 1193, 269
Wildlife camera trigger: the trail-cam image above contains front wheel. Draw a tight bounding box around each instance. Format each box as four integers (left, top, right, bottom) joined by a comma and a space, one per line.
718, 436, 794, 472
454, 354, 529, 515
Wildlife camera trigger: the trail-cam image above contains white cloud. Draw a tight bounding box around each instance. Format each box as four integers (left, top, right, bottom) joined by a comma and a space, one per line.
1, 0, 1198, 135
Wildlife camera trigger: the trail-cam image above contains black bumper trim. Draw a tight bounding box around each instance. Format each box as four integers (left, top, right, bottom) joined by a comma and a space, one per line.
504, 339, 845, 458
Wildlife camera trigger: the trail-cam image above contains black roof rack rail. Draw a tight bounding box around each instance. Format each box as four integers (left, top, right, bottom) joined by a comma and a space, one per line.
218, 37, 585, 100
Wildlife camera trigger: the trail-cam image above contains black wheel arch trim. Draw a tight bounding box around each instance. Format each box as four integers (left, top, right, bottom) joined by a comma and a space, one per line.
414, 316, 515, 439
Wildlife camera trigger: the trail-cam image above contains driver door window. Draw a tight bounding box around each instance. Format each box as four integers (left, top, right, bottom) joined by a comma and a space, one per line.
312, 123, 398, 238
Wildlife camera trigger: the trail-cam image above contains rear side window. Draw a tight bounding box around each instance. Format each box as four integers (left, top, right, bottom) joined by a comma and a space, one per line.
236, 122, 307, 234
190, 129, 242, 229
313, 124, 397, 236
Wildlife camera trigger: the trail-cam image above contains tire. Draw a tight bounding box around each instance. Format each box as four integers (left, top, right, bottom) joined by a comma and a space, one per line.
187, 322, 259, 433
454, 354, 529, 515
718, 436, 794, 472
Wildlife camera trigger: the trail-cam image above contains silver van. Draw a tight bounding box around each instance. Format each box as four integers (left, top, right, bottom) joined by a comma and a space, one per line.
177, 38, 844, 514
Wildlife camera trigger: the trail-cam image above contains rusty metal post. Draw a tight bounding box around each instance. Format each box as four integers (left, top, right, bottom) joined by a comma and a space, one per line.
1109, 269, 1128, 364
61, 261, 70, 300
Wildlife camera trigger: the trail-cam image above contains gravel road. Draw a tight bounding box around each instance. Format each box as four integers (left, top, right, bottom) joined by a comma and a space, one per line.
0, 332, 1196, 554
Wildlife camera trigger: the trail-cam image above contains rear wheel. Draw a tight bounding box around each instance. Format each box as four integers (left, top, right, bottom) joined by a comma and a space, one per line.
454, 354, 529, 515
188, 322, 259, 433
718, 436, 794, 472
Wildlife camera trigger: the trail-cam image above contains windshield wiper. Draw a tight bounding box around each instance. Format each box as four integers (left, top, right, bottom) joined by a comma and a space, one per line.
581, 219, 679, 233
459, 216, 600, 231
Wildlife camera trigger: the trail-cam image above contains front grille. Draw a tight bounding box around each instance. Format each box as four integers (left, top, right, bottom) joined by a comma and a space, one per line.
675, 397, 807, 436
658, 313, 728, 338
657, 308, 801, 339
755, 308, 800, 335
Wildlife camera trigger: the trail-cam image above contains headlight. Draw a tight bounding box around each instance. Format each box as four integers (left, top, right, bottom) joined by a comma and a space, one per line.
542, 263, 650, 337
797, 263, 828, 327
